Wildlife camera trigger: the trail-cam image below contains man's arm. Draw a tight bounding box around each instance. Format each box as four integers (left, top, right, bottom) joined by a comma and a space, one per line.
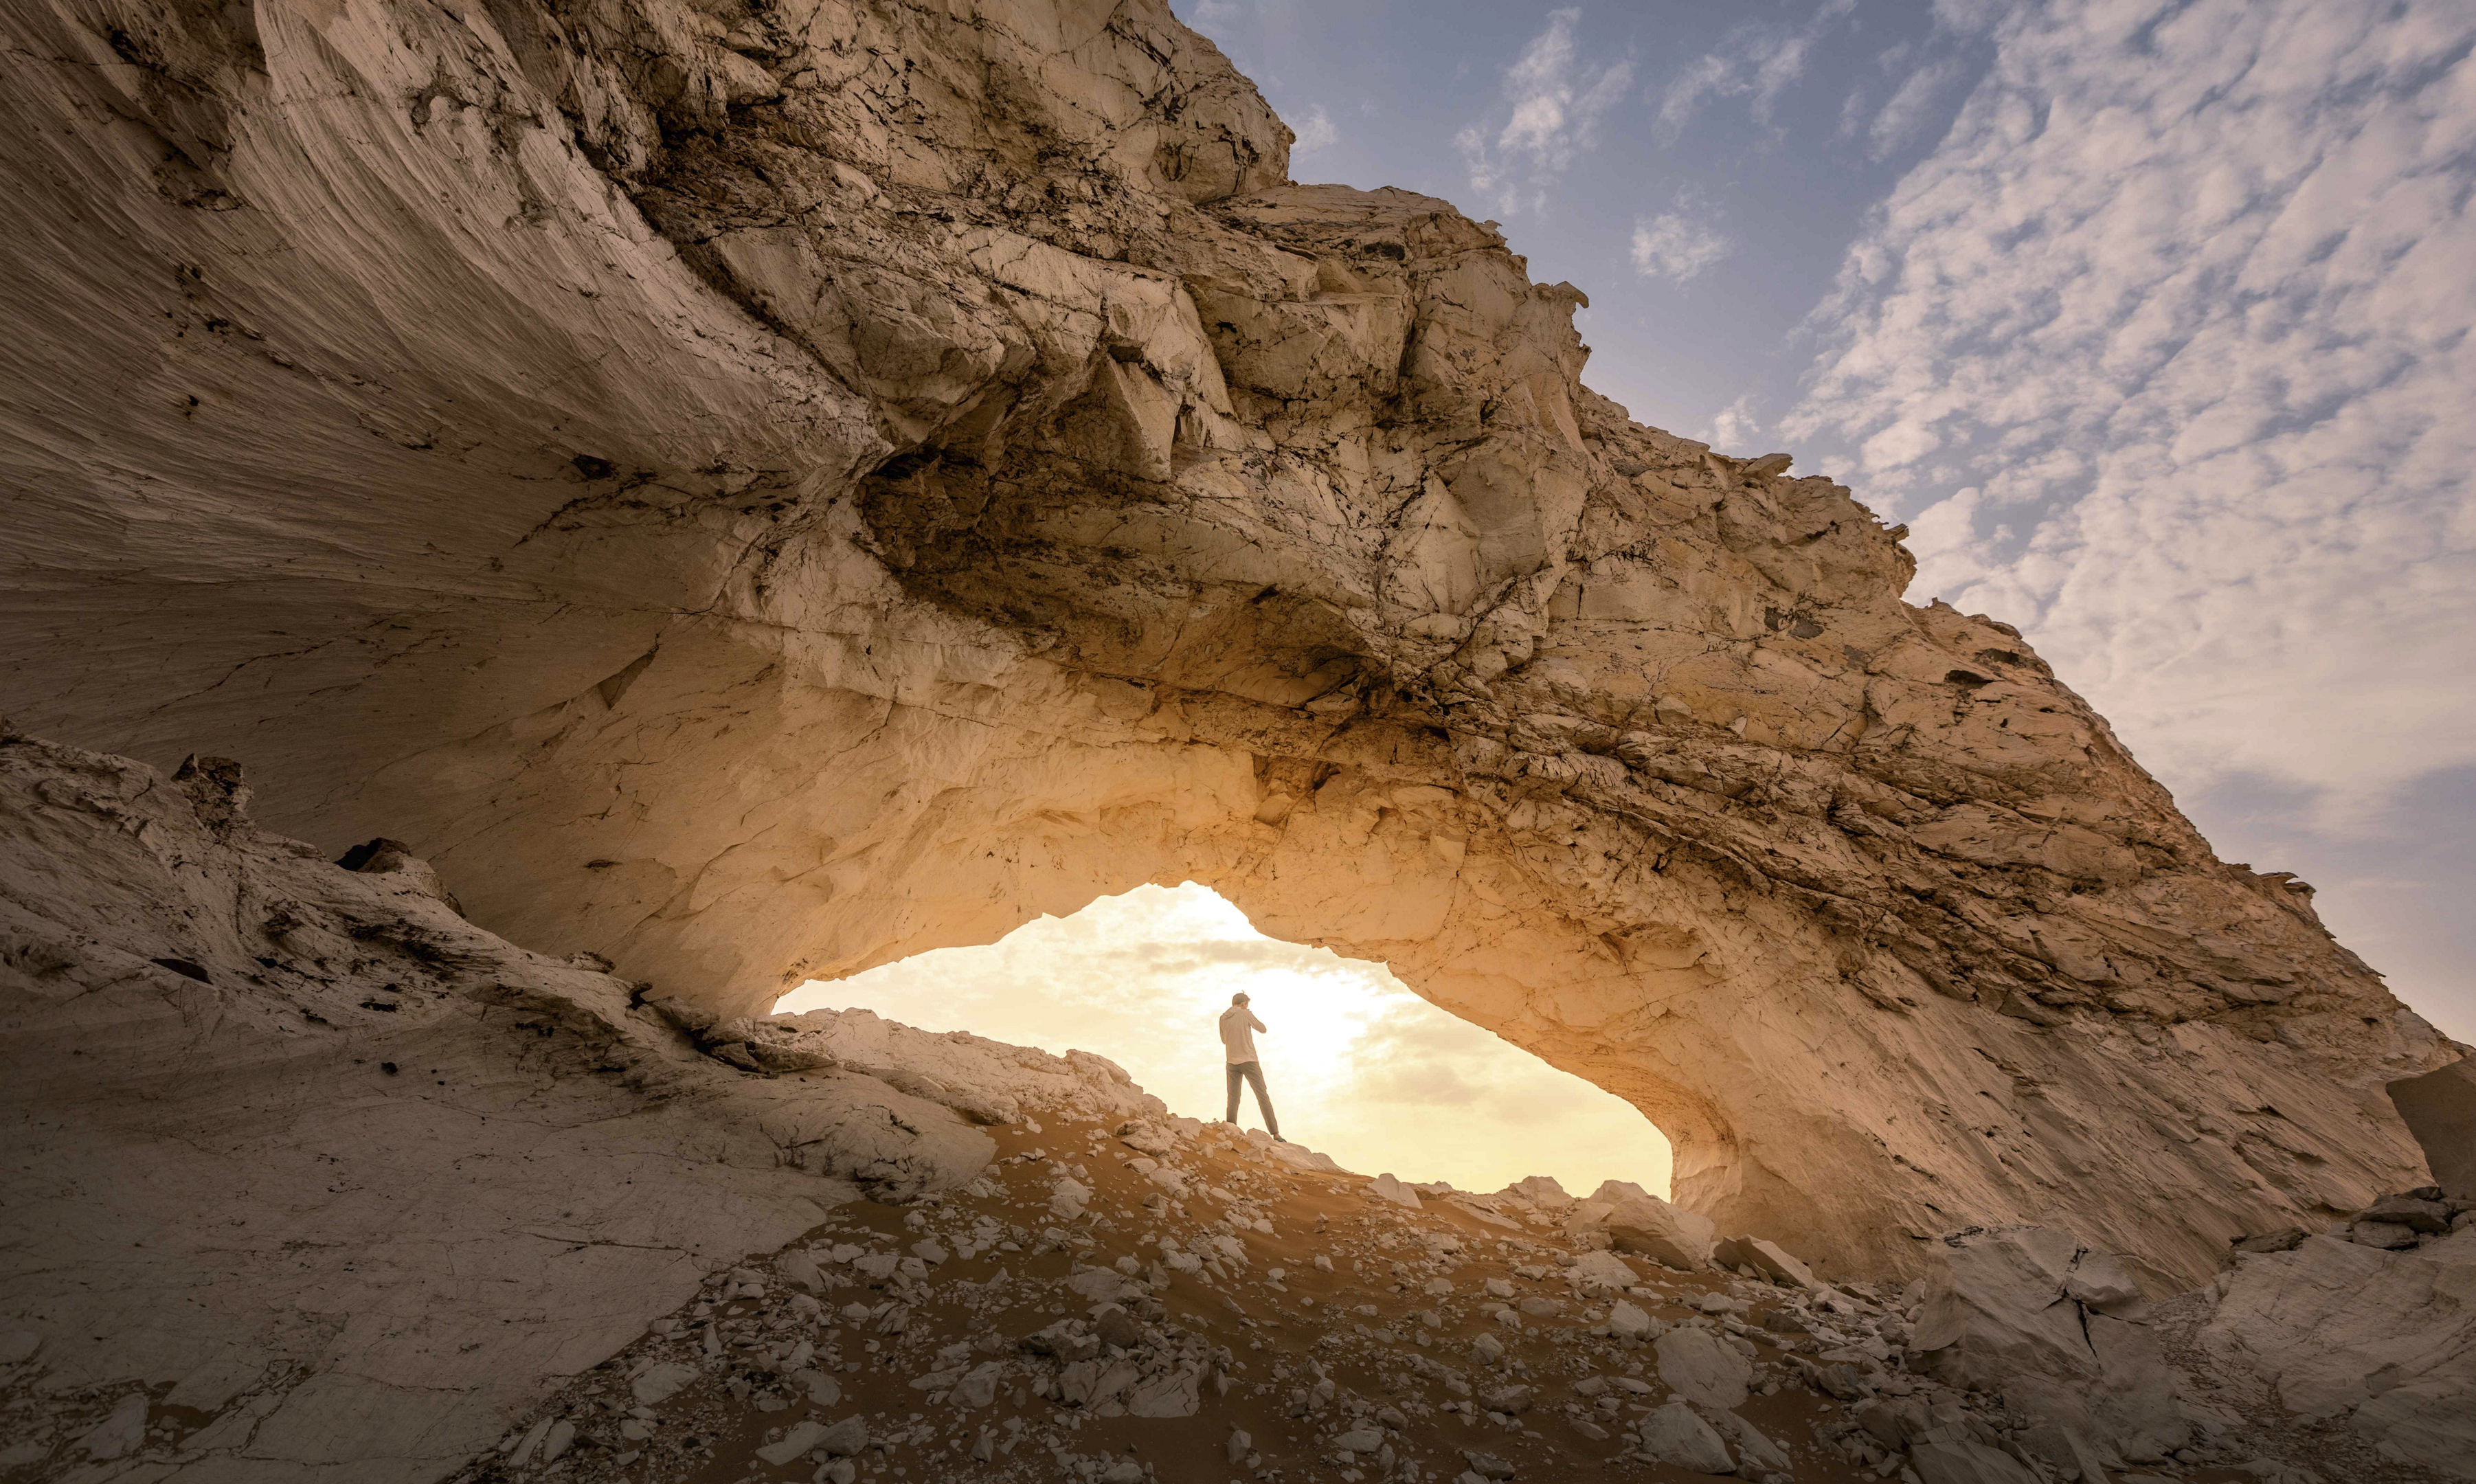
1250, 1012, 1267, 1033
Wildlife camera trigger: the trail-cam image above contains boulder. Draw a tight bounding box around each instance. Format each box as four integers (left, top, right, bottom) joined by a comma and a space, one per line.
2387, 1059, 2476, 1198
1654, 1327, 1750, 1409
1636, 1402, 1733, 1474
1906, 1227, 2186, 1463
1606, 1300, 1656, 1340
2360, 1195, 2451, 1234
1500, 1176, 1573, 1210
1570, 1250, 1641, 1290
1712, 1235, 1816, 1289
1590, 1184, 1716, 1272
1369, 1173, 1424, 1209
2203, 1230, 2476, 1478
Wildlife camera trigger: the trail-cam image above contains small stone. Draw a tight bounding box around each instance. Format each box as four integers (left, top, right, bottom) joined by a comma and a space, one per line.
2359, 1195, 2451, 1234
1094, 1306, 1143, 1349
1478, 1383, 1533, 1414
1636, 1402, 1732, 1474
1656, 1327, 1751, 1408
814, 1415, 868, 1457
630, 1362, 698, 1406
757, 1421, 827, 1465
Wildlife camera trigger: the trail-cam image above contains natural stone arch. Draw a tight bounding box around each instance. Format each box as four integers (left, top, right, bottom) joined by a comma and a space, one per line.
0, 0, 2454, 1298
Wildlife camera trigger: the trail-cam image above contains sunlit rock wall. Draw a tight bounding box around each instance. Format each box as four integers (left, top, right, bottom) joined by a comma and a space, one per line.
0, 0, 2455, 1283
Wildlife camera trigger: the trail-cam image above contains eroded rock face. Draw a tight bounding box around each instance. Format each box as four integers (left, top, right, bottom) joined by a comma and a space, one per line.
0, 0, 2459, 1283
0, 730, 1156, 1480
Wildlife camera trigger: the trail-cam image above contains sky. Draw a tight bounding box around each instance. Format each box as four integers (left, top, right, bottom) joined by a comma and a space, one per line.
793, 0, 2472, 1191
776, 886, 1675, 1197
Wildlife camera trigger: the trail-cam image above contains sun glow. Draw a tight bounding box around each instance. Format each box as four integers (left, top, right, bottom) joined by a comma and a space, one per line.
774, 883, 1673, 1198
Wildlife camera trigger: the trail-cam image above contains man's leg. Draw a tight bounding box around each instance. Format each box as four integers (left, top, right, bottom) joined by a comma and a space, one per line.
1241, 1061, 1279, 1139
1226, 1062, 1243, 1123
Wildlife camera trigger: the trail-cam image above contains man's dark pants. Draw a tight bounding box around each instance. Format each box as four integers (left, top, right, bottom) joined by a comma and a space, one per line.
1225, 1059, 1278, 1137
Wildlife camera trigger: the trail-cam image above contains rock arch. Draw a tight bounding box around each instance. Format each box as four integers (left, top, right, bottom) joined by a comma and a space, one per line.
0, 0, 2452, 1289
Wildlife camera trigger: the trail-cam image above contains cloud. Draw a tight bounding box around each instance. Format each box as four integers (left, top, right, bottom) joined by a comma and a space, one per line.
1630, 194, 1733, 282
1703, 394, 1762, 450
1655, 0, 1856, 142
1867, 58, 1963, 159
1781, 0, 2476, 829
1290, 102, 1338, 154
1458, 9, 1636, 215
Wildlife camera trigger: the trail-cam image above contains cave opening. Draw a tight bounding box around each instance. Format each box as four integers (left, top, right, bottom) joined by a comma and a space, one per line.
774, 882, 1675, 1201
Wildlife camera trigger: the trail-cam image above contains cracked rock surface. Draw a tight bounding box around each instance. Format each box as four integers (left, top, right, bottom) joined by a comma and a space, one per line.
0, 0, 2464, 1322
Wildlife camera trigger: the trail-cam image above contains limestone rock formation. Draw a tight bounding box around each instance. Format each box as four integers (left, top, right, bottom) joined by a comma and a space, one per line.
1, 726, 2468, 1483
0, 729, 1155, 1481
0, 0, 2462, 1298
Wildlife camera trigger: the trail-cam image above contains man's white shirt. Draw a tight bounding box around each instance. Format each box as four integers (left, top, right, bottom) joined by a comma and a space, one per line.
1219, 1006, 1265, 1064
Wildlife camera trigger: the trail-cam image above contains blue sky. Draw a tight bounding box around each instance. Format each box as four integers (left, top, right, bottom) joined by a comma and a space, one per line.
1180, 0, 2476, 1045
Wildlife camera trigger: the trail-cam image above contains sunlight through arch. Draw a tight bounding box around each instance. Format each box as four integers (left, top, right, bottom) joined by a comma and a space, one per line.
776, 883, 1674, 1199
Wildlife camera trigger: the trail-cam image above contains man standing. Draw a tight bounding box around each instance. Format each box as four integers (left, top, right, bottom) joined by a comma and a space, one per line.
1219, 991, 1279, 1139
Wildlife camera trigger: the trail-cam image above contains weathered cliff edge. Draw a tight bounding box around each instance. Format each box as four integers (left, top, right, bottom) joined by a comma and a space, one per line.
0, 0, 2460, 1290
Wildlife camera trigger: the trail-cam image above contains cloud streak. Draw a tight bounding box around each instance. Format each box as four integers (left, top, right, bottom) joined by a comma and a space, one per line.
1781, 0, 2476, 830
1655, 0, 1855, 143
1458, 8, 1636, 216
1631, 192, 1733, 282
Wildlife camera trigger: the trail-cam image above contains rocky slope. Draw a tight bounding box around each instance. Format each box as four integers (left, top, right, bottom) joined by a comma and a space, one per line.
3, 730, 2469, 1484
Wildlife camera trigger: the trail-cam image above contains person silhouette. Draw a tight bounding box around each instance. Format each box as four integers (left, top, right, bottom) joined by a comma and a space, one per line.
1218, 991, 1280, 1139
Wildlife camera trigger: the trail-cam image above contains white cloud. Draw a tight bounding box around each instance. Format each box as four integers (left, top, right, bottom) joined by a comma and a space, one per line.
1459, 8, 1636, 215
1867, 58, 1962, 159
1290, 102, 1338, 154
1630, 194, 1733, 282
1655, 0, 1855, 142
1704, 394, 1762, 449
1781, 0, 2476, 830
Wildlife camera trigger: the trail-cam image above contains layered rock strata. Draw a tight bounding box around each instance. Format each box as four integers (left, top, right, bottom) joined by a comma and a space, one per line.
0, 0, 2460, 1288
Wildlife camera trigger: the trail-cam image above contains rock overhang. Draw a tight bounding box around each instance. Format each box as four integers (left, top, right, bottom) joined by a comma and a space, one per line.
0, 0, 2462, 1290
